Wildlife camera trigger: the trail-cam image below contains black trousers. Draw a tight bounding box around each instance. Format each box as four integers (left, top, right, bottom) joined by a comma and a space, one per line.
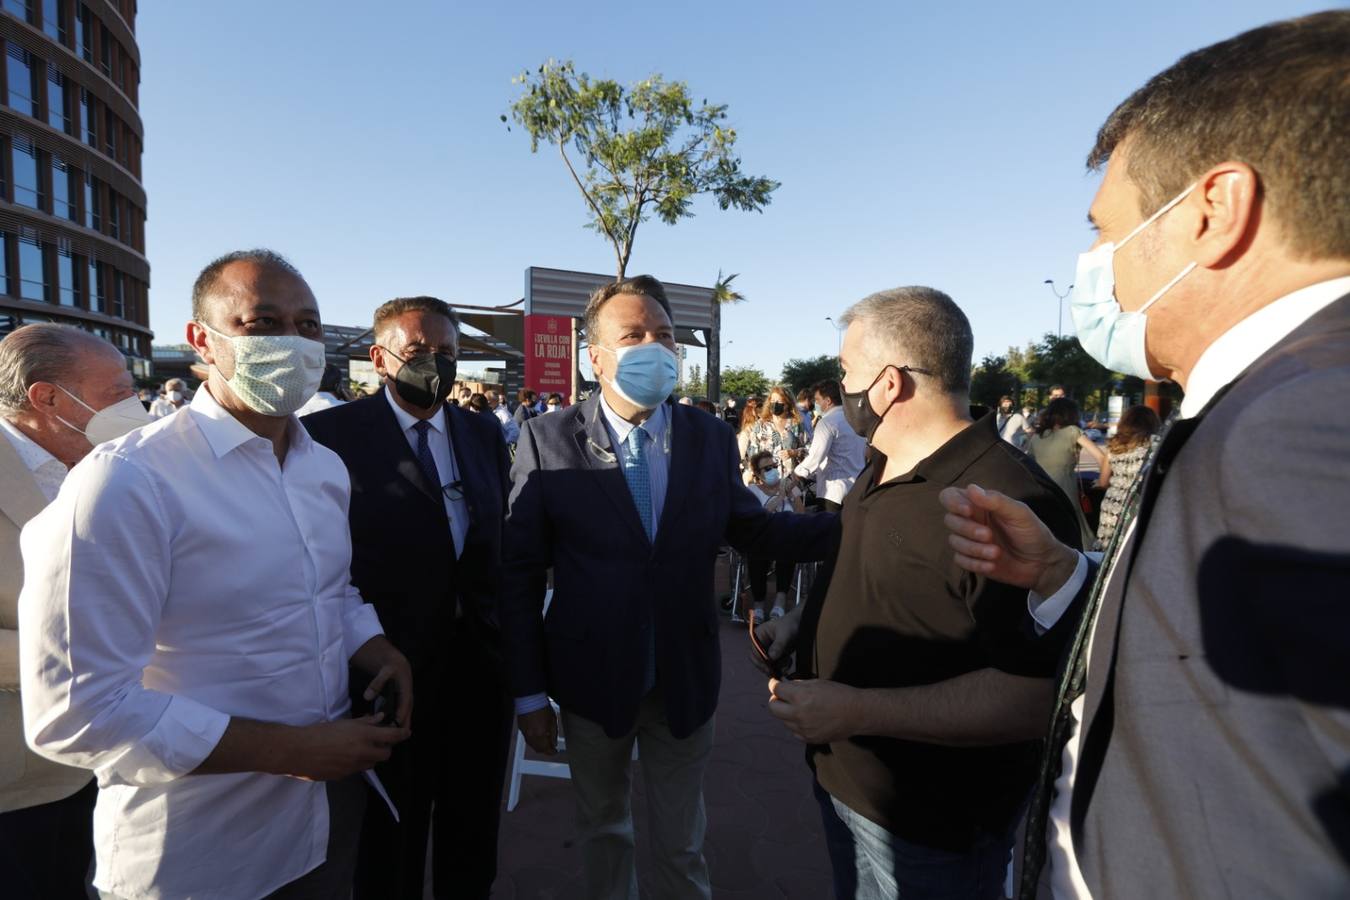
747, 556, 796, 604
0, 778, 97, 900
354, 618, 514, 900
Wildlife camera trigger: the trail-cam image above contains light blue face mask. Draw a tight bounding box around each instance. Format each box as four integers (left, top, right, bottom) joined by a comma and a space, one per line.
1069, 183, 1198, 380
762, 469, 781, 487
598, 342, 678, 410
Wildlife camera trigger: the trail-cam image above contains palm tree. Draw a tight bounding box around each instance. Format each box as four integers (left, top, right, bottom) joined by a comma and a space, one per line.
707, 271, 746, 405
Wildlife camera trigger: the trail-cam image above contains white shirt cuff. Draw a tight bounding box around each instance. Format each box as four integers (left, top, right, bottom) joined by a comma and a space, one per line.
1027, 552, 1099, 634
515, 693, 550, 716
107, 694, 231, 785
342, 603, 385, 661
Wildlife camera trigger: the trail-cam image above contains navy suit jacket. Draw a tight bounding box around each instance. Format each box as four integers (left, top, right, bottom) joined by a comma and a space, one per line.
304, 389, 511, 672
501, 395, 837, 739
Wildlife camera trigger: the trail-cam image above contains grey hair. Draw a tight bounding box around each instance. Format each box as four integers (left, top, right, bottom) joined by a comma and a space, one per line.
0, 324, 116, 419
191, 248, 303, 325
838, 286, 974, 395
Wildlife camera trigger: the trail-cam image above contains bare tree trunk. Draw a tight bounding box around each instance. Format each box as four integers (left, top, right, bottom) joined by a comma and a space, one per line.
707, 298, 721, 405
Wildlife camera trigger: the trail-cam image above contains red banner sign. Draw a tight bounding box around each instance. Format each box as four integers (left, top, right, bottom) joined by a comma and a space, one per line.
524, 314, 574, 401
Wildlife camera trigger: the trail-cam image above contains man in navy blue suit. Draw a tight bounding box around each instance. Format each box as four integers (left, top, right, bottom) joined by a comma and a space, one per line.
501, 275, 836, 900
305, 296, 513, 900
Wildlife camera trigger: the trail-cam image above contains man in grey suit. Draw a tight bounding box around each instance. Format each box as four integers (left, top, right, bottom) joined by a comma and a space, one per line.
502, 275, 834, 900
941, 12, 1350, 897
0, 324, 149, 897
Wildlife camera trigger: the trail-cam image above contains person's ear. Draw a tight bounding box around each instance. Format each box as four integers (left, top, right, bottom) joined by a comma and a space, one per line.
370, 344, 389, 378
26, 381, 60, 414
186, 321, 215, 366
1189, 162, 1259, 269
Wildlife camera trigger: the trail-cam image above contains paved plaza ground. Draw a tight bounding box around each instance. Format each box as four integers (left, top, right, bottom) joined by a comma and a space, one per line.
491, 563, 834, 899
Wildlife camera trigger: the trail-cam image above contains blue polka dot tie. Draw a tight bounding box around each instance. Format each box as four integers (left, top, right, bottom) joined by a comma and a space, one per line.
623, 426, 654, 541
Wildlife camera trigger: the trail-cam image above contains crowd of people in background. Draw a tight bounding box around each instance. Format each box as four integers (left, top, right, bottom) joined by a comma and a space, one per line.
0, 12, 1346, 900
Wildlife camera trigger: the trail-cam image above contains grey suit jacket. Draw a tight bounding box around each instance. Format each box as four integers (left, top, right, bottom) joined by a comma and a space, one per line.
1070, 293, 1350, 896
0, 428, 92, 813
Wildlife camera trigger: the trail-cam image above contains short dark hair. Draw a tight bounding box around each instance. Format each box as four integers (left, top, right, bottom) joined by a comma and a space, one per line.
372, 296, 460, 345
468, 393, 489, 412
319, 363, 343, 394
748, 449, 776, 478
839, 286, 974, 395
584, 275, 673, 345
191, 249, 302, 325
517, 387, 536, 404
1036, 397, 1081, 436
812, 379, 842, 406
547, 392, 564, 404
1088, 11, 1350, 260
796, 388, 813, 404
696, 399, 716, 414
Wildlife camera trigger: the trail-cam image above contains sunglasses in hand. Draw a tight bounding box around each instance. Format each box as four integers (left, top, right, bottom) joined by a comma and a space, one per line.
748, 614, 791, 681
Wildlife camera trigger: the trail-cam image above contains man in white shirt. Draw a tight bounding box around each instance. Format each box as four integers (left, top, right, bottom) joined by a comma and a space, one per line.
793, 379, 866, 512
148, 378, 189, 418
940, 13, 1350, 897
296, 364, 348, 417
19, 249, 413, 899
485, 388, 520, 446
0, 324, 149, 899
996, 396, 1028, 449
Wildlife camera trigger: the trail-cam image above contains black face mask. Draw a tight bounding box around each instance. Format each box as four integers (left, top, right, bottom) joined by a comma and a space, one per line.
384, 349, 457, 410
841, 365, 929, 443
771, 402, 787, 416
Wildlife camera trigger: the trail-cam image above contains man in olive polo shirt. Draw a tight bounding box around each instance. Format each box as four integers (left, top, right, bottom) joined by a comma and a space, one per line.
759, 286, 1082, 899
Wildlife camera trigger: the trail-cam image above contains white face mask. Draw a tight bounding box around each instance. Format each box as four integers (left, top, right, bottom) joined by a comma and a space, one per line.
1068, 183, 1197, 380
167, 390, 184, 403
55, 386, 153, 445
200, 322, 325, 417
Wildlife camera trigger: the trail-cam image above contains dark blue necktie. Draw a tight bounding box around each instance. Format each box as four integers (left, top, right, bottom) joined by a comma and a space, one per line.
623, 426, 654, 540
412, 420, 441, 490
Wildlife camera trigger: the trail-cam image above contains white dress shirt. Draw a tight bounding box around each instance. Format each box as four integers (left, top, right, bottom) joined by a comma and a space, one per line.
1030, 275, 1350, 898
384, 389, 468, 557
18, 385, 384, 900
0, 419, 67, 501
493, 403, 520, 445
793, 405, 867, 504
296, 390, 344, 418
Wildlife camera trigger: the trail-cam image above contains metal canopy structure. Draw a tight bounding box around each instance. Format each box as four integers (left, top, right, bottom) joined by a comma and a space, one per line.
525, 266, 714, 342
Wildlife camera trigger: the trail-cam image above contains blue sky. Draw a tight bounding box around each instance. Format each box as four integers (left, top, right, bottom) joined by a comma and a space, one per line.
139, 0, 1326, 381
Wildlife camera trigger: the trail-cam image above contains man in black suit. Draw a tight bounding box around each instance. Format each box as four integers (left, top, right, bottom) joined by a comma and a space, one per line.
502, 276, 836, 899
941, 13, 1350, 897
305, 296, 513, 900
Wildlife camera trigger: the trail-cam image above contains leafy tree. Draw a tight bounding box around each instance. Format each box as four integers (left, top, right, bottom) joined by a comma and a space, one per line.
679, 363, 706, 397
706, 270, 744, 404
505, 60, 779, 279
969, 354, 1021, 409
780, 355, 842, 396
720, 366, 770, 399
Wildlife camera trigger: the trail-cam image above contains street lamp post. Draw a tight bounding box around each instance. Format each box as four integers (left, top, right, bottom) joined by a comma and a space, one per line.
1044, 279, 1073, 337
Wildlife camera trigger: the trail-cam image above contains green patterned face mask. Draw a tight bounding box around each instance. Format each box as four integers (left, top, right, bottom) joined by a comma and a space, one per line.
200, 322, 326, 416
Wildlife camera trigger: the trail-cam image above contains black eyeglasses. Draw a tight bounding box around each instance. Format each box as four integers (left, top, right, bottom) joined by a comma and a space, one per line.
749, 615, 788, 680
442, 481, 465, 503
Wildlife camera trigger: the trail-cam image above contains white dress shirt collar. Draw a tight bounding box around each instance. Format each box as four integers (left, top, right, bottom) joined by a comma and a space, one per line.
189, 384, 315, 459
598, 391, 668, 448
0, 418, 67, 502
1181, 276, 1350, 418
384, 387, 445, 435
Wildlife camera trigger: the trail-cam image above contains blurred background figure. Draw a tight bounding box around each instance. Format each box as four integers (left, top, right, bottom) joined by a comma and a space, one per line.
744, 450, 805, 622
545, 393, 564, 412
695, 400, 717, 415
795, 388, 816, 443
149, 377, 190, 418
1093, 404, 1162, 550
793, 380, 866, 512
996, 395, 1028, 449
468, 393, 490, 414
297, 364, 348, 417
735, 396, 764, 478
1026, 396, 1107, 547
514, 388, 539, 429
745, 386, 806, 478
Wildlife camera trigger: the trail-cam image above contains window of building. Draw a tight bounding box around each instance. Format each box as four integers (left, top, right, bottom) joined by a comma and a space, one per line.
84, 171, 101, 230
80, 87, 96, 146
103, 106, 117, 159
7, 43, 39, 118
47, 65, 70, 132
42, 0, 65, 43
75, 3, 92, 63
3, 1, 34, 26
108, 191, 120, 240
98, 22, 111, 77
18, 231, 48, 302
11, 136, 42, 208
111, 269, 124, 317
51, 155, 78, 221
87, 256, 104, 311
56, 241, 78, 306
0, 231, 9, 296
